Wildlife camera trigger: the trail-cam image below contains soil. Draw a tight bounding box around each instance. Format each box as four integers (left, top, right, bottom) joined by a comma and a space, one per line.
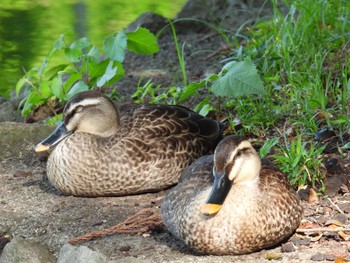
1, 1, 350, 262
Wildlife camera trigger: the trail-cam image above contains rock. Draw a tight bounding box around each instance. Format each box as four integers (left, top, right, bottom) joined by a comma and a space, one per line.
324, 176, 343, 197
281, 242, 296, 253
57, 244, 109, 263
0, 238, 56, 263
0, 101, 22, 122
310, 252, 326, 261
0, 122, 54, 161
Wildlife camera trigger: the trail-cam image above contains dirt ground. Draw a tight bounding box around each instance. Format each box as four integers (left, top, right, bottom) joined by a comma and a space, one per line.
1, 1, 350, 262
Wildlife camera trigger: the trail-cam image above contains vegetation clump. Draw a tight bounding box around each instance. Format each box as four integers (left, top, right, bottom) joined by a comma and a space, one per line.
16, 0, 350, 190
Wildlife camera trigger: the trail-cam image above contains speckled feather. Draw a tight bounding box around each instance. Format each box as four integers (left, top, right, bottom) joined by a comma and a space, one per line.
161, 138, 303, 255
46, 92, 224, 197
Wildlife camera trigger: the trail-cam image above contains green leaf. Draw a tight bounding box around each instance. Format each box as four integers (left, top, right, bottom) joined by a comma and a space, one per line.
64, 47, 82, 62
87, 46, 100, 62
199, 104, 213, 116
16, 78, 26, 96
45, 113, 63, 126
71, 37, 91, 49
54, 34, 66, 50
97, 60, 118, 87
259, 138, 279, 158
44, 64, 69, 80
211, 59, 266, 98
39, 81, 52, 99
178, 81, 205, 103
88, 60, 110, 79
103, 31, 127, 62
50, 78, 64, 100
63, 73, 82, 94
103, 62, 124, 85
64, 81, 89, 100
126, 27, 159, 54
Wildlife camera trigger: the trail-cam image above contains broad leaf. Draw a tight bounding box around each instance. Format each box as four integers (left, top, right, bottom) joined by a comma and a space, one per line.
50, 78, 64, 100
178, 80, 205, 103
71, 37, 91, 49
63, 73, 83, 94
64, 81, 89, 100
87, 46, 100, 62
64, 47, 82, 63
44, 64, 68, 80
126, 27, 159, 54
211, 59, 266, 98
103, 31, 127, 62
97, 61, 118, 87
54, 34, 66, 50
39, 81, 52, 99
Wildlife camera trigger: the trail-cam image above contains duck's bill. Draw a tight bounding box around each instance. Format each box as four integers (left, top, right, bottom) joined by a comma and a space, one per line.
201, 170, 232, 216
200, 203, 222, 215
34, 123, 72, 152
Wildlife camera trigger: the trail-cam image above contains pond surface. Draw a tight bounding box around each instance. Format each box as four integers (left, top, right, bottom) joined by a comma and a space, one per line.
0, 0, 186, 98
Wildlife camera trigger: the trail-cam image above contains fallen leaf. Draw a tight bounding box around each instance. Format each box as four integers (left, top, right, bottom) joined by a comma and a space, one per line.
309, 233, 323, 242
334, 257, 348, 263
325, 220, 346, 227
264, 252, 282, 260
308, 188, 319, 203
298, 222, 319, 229
337, 231, 350, 241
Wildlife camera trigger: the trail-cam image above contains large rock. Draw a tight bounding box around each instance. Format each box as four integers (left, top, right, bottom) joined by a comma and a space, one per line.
0, 101, 22, 122
57, 244, 110, 263
0, 122, 54, 161
0, 238, 56, 263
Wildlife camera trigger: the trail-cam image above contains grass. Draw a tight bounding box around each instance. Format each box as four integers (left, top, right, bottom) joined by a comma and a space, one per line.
16, 0, 350, 191
111, 0, 350, 190
211, 0, 350, 189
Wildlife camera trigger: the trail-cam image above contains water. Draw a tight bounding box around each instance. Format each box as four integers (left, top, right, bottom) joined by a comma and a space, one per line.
0, 0, 186, 98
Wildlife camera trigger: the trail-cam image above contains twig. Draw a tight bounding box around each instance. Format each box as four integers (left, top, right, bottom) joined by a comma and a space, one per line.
297, 227, 350, 233
326, 197, 344, 214
69, 208, 163, 245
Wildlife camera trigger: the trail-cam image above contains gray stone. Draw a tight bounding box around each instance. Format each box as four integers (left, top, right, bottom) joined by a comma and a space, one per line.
0, 122, 54, 161
0, 102, 22, 122
57, 244, 109, 263
0, 238, 56, 263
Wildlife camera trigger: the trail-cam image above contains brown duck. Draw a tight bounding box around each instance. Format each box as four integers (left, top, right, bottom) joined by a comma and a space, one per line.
35, 91, 224, 197
161, 135, 303, 255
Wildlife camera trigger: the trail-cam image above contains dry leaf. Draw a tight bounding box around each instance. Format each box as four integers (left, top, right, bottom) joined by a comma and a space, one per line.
309, 233, 323, 242
338, 231, 350, 241
334, 257, 348, 263
298, 222, 319, 229
308, 188, 319, 203
264, 252, 282, 260
325, 220, 346, 227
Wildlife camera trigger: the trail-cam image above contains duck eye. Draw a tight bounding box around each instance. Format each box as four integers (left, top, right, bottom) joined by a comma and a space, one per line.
75, 106, 83, 113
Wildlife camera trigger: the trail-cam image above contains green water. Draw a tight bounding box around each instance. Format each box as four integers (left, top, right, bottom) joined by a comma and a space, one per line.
0, 0, 186, 98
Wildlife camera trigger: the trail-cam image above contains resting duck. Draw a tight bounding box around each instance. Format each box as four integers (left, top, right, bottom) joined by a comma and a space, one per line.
161, 135, 303, 255
34, 91, 224, 197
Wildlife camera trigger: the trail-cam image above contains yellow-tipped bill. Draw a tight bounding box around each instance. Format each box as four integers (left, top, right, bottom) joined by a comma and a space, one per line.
201, 203, 222, 216
33, 122, 72, 153
34, 143, 50, 152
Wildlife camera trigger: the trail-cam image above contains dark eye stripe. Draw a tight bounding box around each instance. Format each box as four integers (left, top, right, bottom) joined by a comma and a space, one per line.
63, 105, 94, 124
225, 147, 254, 174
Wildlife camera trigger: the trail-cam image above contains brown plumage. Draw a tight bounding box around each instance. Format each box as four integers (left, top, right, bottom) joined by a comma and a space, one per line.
34, 91, 224, 197
161, 135, 303, 255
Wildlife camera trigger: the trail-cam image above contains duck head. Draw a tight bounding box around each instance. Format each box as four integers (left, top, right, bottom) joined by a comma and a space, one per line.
34, 91, 120, 152
201, 136, 261, 216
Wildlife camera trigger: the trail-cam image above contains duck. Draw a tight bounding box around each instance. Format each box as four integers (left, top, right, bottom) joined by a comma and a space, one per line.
161, 135, 303, 255
34, 90, 224, 197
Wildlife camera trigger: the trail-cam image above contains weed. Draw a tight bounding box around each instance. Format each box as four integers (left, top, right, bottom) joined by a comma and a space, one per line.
273, 134, 326, 189
16, 27, 159, 118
